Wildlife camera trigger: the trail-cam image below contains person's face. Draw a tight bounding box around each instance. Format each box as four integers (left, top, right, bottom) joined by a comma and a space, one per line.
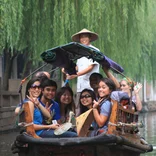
79, 34, 91, 45
80, 91, 92, 108
98, 81, 111, 98
42, 86, 56, 100
29, 81, 41, 98
120, 80, 131, 93
90, 77, 99, 90
60, 90, 72, 105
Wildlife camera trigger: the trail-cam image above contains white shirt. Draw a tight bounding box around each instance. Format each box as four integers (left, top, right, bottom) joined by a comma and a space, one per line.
76, 44, 100, 92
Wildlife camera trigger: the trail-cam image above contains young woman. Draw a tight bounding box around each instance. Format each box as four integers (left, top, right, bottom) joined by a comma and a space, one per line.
79, 89, 96, 114
55, 86, 75, 123
120, 78, 142, 111
92, 78, 116, 136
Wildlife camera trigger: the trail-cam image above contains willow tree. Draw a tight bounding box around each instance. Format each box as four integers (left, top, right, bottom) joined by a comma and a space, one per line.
0, 0, 155, 90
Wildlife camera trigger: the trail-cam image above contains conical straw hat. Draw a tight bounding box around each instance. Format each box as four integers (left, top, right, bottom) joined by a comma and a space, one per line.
76, 109, 94, 137
71, 28, 99, 42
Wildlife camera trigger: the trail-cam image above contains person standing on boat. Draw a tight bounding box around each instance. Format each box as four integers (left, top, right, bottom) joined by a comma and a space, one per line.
91, 78, 116, 136
65, 28, 100, 116
120, 78, 142, 111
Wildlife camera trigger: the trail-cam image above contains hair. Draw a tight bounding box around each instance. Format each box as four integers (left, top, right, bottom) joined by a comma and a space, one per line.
121, 77, 136, 91
79, 33, 91, 39
41, 78, 57, 90
33, 71, 50, 84
55, 86, 75, 114
25, 77, 41, 98
79, 89, 96, 114
98, 78, 116, 99
89, 72, 103, 81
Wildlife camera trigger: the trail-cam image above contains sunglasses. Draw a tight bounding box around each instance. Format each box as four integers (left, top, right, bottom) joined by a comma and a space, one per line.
80, 94, 91, 99
31, 84, 41, 89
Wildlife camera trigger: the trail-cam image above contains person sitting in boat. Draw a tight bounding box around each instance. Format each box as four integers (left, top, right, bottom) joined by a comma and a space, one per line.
91, 78, 116, 136
14, 71, 50, 116
120, 77, 142, 111
25, 77, 77, 138
55, 86, 76, 124
38, 78, 61, 124
79, 89, 96, 114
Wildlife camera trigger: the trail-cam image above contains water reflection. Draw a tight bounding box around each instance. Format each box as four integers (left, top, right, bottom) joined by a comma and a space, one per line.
139, 111, 156, 156
0, 112, 156, 156
0, 130, 19, 156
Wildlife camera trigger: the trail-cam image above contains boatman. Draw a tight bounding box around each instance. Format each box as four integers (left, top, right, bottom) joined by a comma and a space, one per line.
64, 28, 100, 116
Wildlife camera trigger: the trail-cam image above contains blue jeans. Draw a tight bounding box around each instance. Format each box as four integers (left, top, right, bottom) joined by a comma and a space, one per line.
39, 129, 77, 138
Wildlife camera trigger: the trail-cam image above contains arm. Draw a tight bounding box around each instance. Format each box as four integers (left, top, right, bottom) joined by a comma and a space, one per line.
92, 99, 110, 127
66, 64, 95, 80
28, 101, 59, 130
102, 66, 120, 89
133, 83, 142, 111
27, 95, 51, 118
15, 106, 21, 115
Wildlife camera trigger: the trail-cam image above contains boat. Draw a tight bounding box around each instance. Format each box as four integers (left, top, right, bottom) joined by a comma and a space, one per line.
11, 99, 153, 156
11, 43, 153, 156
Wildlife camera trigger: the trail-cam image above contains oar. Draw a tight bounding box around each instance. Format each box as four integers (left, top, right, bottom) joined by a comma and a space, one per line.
63, 79, 69, 86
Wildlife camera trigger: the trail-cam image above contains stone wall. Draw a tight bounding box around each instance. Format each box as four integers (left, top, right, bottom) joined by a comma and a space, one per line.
0, 79, 20, 131
0, 107, 17, 131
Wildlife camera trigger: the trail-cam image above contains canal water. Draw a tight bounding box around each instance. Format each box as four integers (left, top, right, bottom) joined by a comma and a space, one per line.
0, 112, 156, 156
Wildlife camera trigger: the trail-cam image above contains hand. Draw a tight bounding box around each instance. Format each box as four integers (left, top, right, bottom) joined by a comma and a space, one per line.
93, 98, 104, 109
66, 74, 77, 80
134, 83, 142, 95
45, 102, 53, 112
48, 124, 60, 130
26, 95, 40, 107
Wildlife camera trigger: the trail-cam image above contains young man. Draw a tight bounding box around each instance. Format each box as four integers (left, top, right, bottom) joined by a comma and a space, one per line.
66, 28, 100, 116
39, 78, 61, 123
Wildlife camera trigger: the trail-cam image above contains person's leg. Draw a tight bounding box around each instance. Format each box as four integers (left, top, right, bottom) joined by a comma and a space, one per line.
40, 130, 77, 138
75, 92, 81, 117
39, 129, 56, 138
58, 131, 77, 138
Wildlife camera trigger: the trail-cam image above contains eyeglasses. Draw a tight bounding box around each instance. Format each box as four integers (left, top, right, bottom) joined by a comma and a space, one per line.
80, 94, 91, 99
31, 84, 41, 89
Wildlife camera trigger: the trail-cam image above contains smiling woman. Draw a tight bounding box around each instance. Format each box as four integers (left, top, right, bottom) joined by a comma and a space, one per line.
55, 86, 75, 124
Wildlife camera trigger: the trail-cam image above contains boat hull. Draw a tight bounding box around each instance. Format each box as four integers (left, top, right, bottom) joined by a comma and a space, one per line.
12, 132, 152, 156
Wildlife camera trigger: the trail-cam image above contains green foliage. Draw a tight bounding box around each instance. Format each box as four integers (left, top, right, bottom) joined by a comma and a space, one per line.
0, 0, 156, 80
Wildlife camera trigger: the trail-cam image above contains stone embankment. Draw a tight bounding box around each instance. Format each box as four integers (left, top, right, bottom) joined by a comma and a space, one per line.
141, 101, 156, 112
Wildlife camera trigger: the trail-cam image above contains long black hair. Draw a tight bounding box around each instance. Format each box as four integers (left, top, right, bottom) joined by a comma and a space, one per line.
25, 77, 41, 98
55, 86, 75, 114
98, 78, 116, 99
79, 89, 96, 114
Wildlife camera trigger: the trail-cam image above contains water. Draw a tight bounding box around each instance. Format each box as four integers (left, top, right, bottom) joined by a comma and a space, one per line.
0, 112, 156, 156
139, 112, 156, 156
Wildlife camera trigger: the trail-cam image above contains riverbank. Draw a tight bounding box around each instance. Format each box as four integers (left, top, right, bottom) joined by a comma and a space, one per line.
141, 101, 156, 112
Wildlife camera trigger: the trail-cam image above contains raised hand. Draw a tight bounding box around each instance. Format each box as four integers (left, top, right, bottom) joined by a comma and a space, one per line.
45, 102, 53, 112
93, 98, 104, 109
26, 95, 40, 107
134, 82, 142, 95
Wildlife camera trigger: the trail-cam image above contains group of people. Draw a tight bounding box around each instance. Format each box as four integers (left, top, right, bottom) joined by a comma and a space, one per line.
15, 28, 142, 138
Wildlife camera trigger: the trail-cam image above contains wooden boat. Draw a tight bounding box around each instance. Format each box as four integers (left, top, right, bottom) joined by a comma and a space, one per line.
11, 43, 153, 155
11, 99, 153, 156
